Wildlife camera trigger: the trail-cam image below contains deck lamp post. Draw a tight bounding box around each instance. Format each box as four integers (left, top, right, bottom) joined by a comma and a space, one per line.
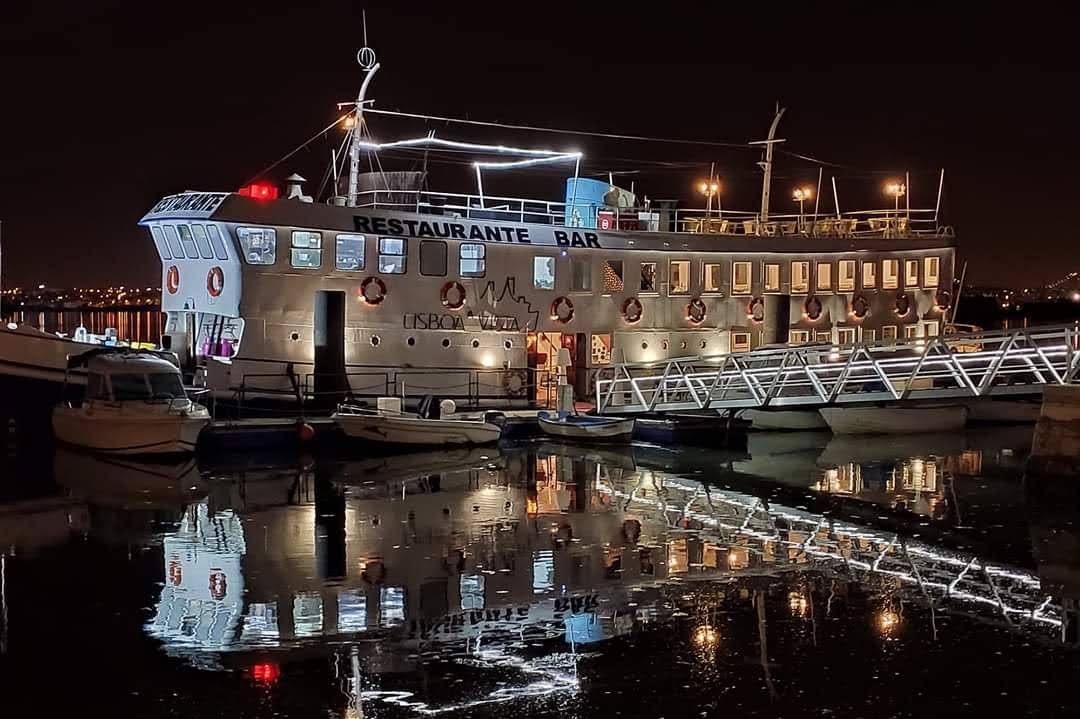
886, 182, 906, 232
698, 180, 721, 219
792, 187, 812, 231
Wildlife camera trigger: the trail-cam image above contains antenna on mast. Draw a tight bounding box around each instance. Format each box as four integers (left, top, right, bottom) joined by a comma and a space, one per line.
749, 103, 786, 230
346, 12, 380, 208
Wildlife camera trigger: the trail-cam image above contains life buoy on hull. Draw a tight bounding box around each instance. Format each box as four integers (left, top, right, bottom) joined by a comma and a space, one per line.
441, 281, 466, 310
206, 266, 224, 297
360, 276, 387, 305
166, 265, 180, 295
686, 298, 707, 325
622, 297, 643, 324
550, 296, 574, 324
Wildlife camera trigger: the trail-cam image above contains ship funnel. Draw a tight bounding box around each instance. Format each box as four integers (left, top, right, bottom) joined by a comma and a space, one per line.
286, 173, 313, 203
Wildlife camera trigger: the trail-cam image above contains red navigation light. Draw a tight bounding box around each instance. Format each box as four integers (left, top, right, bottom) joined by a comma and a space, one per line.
250, 662, 281, 685
238, 182, 279, 200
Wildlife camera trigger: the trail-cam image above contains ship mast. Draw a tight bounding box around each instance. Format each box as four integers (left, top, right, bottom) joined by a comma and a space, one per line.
347, 14, 380, 207
751, 105, 786, 227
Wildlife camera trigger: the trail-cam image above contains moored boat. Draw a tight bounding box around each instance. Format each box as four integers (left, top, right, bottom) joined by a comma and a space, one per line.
333, 396, 503, 446
964, 397, 1042, 424
537, 411, 635, 441
743, 408, 829, 431
51, 349, 210, 455
819, 404, 968, 435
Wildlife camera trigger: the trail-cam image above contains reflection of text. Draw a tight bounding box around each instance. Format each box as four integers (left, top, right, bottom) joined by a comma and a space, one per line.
410, 594, 600, 640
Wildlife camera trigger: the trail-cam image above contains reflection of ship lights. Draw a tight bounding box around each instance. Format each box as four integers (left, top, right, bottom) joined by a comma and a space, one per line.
692, 624, 720, 648
877, 609, 901, 634
788, 591, 809, 617
250, 662, 281, 685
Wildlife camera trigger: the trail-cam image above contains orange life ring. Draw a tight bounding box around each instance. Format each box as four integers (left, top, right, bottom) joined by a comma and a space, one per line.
208, 570, 227, 600
804, 296, 823, 321
550, 296, 574, 324
895, 292, 911, 317
686, 298, 707, 325
360, 276, 387, 305
206, 266, 224, 297
622, 296, 643, 324
166, 265, 180, 295
441, 281, 466, 310
852, 295, 870, 319
747, 296, 765, 323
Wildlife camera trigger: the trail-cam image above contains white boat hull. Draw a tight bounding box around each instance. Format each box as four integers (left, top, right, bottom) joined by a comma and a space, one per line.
333, 412, 502, 446
819, 405, 968, 435
537, 417, 635, 440
743, 409, 829, 431
52, 406, 209, 455
964, 398, 1042, 424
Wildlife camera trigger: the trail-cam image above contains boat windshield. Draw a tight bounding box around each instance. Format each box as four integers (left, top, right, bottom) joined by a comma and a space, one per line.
148, 372, 186, 399
107, 372, 185, 401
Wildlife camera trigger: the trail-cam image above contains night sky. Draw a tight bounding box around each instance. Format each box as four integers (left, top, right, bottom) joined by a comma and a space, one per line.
1, 2, 1075, 289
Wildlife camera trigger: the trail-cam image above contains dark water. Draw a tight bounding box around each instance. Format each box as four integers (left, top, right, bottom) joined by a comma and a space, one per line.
1, 427, 1078, 718
2, 308, 164, 344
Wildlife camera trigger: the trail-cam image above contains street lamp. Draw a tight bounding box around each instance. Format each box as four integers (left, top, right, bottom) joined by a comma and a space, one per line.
698, 179, 721, 219
885, 181, 906, 222
792, 186, 813, 231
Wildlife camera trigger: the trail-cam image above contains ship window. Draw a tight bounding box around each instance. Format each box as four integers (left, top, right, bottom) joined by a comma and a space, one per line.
925, 256, 940, 287
237, 227, 277, 265
162, 225, 185, 258
863, 329, 876, 342
378, 237, 407, 274
336, 234, 366, 271
191, 224, 214, 259
730, 332, 751, 353
789, 330, 810, 345
176, 224, 200, 258
291, 231, 322, 268
207, 225, 228, 260
602, 260, 624, 294
703, 263, 723, 293
670, 260, 690, 294
459, 243, 486, 277
640, 262, 657, 292
591, 334, 613, 365
791, 261, 809, 293
732, 262, 751, 295
862, 261, 877, 288
837, 327, 856, 345
150, 226, 171, 260
882, 324, 898, 341
816, 262, 833, 291
571, 258, 592, 292
533, 257, 555, 290
904, 323, 919, 339
420, 240, 447, 276
883, 259, 899, 289
838, 260, 856, 291
905, 259, 919, 287
815, 330, 832, 343
764, 263, 780, 292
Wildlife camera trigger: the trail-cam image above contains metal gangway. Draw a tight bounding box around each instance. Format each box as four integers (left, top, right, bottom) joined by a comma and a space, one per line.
595, 324, 1080, 414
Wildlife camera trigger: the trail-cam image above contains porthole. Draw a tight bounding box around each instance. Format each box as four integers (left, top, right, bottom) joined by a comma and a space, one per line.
700, 340, 707, 350
289, 331, 300, 342
503, 339, 513, 351
641, 341, 649, 350
471, 338, 480, 349
370, 335, 381, 347
661, 340, 669, 350
442, 338, 451, 349
680, 340, 687, 350
406, 336, 416, 347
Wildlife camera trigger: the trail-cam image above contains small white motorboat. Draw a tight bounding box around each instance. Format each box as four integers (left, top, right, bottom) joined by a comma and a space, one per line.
536, 411, 635, 441
742, 408, 829, 431
51, 349, 210, 455
819, 404, 968, 436
333, 396, 503, 446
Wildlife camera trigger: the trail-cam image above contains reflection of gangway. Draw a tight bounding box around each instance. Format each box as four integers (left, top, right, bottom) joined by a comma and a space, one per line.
596, 324, 1080, 414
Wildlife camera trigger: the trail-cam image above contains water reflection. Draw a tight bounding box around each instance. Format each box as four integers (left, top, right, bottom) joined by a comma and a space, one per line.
3, 309, 163, 344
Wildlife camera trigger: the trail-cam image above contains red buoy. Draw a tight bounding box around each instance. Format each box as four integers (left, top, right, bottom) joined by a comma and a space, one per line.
297, 422, 316, 442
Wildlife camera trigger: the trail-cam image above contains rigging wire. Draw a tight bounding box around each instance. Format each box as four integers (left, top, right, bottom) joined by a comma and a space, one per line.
243, 112, 352, 186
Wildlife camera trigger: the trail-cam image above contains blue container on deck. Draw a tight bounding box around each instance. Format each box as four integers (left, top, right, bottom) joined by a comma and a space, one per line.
564, 177, 608, 228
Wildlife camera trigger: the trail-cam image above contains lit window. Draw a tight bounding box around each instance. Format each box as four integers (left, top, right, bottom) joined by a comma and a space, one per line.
337, 591, 367, 633
602, 259, 624, 293
533, 257, 555, 290
191, 224, 214, 259
863, 329, 876, 342
378, 237, 407, 274
335, 234, 366, 271
732, 261, 751, 294
703, 263, 723, 293
882, 325, 898, 340
640, 262, 657, 292
293, 593, 323, 637
789, 329, 810, 345
815, 330, 832, 343
924, 256, 940, 287
380, 587, 406, 625
883, 259, 899, 289
904, 323, 919, 339
862, 261, 877, 288
838, 260, 856, 291
176, 224, 200, 258
207, 225, 228, 260
791, 261, 809, 293
150, 225, 171, 260
837, 327, 856, 345
591, 334, 613, 364
460, 575, 485, 611
670, 260, 690, 294
924, 320, 940, 336
571, 258, 591, 292
816, 262, 833, 291
905, 259, 919, 287
730, 332, 751, 353
237, 226, 276, 265
291, 230, 322, 268
459, 243, 485, 277
764, 263, 780, 292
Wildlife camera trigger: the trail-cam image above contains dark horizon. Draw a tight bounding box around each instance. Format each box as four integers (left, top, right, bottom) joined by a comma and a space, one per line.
2, 2, 1077, 288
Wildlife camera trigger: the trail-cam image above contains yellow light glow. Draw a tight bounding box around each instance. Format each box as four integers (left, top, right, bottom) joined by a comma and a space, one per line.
788, 591, 809, 617
344, 115, 357, 130
698, 181, 709, 194
793, 187, 813, 202
692, 624, 719, 648
885, 182, 906, 198
877, 609, 900, 634
481, 353, 495, 368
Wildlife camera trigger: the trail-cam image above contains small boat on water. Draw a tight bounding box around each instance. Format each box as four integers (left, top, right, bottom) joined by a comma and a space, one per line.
742, 408, 829, 431
536, 411, 635, 441
819, 404, 968, 435
333, 396, 503, 446
51, 349, 210, 455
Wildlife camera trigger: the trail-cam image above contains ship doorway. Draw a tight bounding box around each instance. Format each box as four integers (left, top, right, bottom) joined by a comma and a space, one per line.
313, 290, 347, 408
528, 331, 565, 408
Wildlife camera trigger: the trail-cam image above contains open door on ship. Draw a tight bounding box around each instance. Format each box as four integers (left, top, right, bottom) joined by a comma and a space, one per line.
313, 290, 348, 409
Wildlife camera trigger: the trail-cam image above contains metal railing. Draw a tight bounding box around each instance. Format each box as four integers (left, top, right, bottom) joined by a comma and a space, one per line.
595, 324, 1080, 414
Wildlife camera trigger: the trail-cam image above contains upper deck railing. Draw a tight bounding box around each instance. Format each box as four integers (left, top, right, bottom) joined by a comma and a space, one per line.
355, 189, 953, 240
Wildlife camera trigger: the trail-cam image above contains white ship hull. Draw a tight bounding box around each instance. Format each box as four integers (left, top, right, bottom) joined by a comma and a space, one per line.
743, 409, 829, 431
52, 405, 209, 455
333, 412, 502, 446
964, 398, 1042, 424
819, 405, 968, 435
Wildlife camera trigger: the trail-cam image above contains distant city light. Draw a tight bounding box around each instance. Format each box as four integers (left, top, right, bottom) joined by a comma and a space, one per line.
1072, 291, 1080, 302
